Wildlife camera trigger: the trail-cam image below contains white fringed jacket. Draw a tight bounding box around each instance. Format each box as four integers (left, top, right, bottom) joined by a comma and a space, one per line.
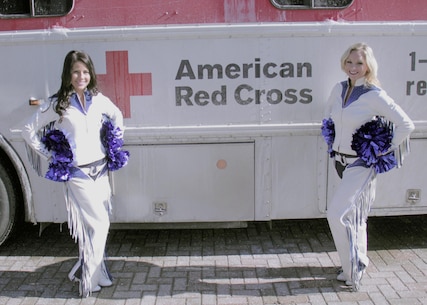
22, 91, 124, 169
326, 78, 414, 157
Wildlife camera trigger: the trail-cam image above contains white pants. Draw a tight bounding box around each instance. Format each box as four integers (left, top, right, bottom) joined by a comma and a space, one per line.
65, 162, 112, 296
327, 163, 375, 282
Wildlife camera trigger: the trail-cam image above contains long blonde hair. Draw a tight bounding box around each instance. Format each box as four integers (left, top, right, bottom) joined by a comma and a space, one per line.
340, 43, 381, 88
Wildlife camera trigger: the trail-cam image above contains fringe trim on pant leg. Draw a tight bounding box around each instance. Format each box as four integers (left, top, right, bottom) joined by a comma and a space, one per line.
63, 183, 93, 296
343, 167, 376, 291
64, 181, 112, 296
63, 161, 112, 297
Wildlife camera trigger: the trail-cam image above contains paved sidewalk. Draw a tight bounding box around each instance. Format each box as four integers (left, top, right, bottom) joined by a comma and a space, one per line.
0, 215, 427, 305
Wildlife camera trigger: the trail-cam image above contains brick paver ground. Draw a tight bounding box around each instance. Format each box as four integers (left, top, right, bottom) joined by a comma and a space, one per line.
0, 215, 427, 305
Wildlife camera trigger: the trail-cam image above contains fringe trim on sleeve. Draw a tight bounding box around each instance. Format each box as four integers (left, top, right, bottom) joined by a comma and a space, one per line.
385, 120, 411, 169
24, 120, 56, 177
343, 167, 377, 291
25, 142, 43, 177
395, 136, 410, 169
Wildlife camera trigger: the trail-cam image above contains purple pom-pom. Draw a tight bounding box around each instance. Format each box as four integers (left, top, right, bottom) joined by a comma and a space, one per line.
100, 116, 130, 171
321, 118, 335, 158
351, 117, 397, 174
41, 129, 74, 182
40, 115, 130, 181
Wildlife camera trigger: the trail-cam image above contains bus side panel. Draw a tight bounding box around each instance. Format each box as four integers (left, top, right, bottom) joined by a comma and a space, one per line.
11, 142, 67, 223
1, 23, 426, 224
270, 136, 324, 219
110, 143, 255, 223
2, 0, 427, 31
372, 139, 427, 214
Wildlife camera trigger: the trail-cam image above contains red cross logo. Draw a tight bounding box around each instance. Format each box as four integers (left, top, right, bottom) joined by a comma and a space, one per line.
97, 51, 152, 118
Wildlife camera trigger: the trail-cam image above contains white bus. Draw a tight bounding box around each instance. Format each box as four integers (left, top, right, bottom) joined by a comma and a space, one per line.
1, 0, 426, 245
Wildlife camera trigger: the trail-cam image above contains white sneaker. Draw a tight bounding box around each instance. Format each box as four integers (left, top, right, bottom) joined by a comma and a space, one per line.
79, 284, 102, 297
337, 272, 347, 282
343, 271, 365, 288
99, 278, 113, 287
68, 262, 81, 282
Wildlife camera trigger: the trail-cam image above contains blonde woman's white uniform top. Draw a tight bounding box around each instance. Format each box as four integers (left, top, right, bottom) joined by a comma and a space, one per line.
327, 78, 414, 156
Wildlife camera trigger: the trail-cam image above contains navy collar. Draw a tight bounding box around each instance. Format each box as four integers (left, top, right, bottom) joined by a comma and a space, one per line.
70, 90, 93, 113
341, 78, 379, 107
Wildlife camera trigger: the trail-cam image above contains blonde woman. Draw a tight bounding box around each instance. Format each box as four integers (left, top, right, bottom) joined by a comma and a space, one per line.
323, 43, 414, 288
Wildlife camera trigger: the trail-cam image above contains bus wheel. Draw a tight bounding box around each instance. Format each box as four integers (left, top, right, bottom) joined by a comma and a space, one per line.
0, 161, 22, 246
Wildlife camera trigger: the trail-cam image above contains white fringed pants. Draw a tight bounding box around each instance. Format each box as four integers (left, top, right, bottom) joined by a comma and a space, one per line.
65, 162, 112, 297
327, 163, 376, 284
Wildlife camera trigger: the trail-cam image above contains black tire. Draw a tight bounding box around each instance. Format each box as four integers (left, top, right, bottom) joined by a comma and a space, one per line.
0, 161, 22, 246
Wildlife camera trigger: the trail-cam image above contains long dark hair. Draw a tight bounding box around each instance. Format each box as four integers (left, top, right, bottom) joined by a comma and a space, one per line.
53, 50, 98, 117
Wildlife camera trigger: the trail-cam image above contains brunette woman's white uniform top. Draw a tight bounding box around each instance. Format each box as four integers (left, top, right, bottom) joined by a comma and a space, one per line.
22, 91, 124, 297
325, 77, 414, 287
22, 91, 124, 167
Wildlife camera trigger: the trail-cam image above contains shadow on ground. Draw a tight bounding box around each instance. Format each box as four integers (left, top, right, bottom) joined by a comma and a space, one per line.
0, 215, 426, 299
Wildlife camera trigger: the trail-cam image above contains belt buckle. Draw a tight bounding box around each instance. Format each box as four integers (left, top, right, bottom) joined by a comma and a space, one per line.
341, 154, 347, 165
89, 165, 98, 176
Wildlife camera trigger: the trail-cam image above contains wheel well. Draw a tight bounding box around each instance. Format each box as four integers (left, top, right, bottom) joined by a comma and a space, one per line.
0, 147, 25, 245
0, 149, 24, 221
0, 133, 36, 224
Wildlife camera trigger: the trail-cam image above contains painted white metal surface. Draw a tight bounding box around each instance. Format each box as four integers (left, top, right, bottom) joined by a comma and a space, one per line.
1, 22, 426, 223
111, 143, 255, 223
